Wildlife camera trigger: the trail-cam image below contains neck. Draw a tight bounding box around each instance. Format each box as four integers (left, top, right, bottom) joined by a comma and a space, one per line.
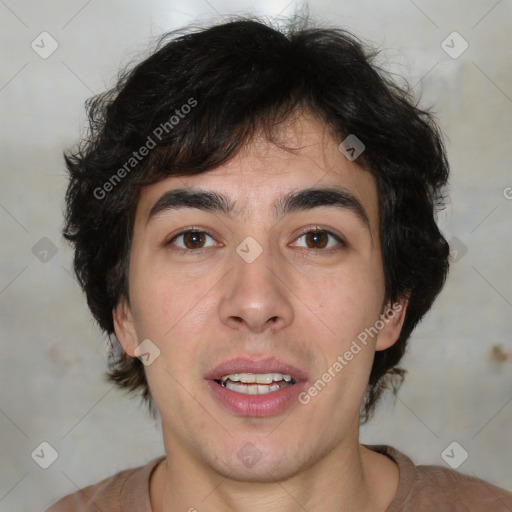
151, 428, 399, 512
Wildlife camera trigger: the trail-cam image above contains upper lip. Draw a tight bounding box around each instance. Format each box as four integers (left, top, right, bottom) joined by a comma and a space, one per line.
204, 356, 308, 382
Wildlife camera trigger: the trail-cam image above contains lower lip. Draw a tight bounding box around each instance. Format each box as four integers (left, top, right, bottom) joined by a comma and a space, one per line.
205, 379, 307, 417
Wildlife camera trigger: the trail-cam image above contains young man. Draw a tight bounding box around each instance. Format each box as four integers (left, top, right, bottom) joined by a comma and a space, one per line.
49, 16, 512, 512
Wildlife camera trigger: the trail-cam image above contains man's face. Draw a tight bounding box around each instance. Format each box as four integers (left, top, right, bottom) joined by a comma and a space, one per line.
114, 114, 406, 482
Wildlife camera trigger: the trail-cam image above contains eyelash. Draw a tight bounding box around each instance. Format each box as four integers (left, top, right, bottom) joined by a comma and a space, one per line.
165, 226, 346, 256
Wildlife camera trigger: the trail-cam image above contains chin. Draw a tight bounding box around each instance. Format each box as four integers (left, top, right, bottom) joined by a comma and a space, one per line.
204, 440, 317, 483
214, 456, 304, 484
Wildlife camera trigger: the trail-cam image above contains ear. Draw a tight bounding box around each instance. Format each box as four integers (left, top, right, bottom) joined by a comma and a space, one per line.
112, 297, 138, 357
375, 297, 409, 351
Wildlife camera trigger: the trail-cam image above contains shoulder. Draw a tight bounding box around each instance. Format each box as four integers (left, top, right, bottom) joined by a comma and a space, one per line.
366, 444, 512, 511
45, 456, 165, 512
413, 462, 512, 509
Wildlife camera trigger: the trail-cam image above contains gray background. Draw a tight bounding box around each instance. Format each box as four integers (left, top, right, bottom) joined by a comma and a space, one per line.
1, 0, 511, 510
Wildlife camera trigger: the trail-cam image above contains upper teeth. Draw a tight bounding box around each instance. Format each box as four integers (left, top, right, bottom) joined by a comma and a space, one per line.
220, 372, 293, 384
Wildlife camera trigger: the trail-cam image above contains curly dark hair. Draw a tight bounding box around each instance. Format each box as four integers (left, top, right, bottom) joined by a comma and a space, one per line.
62, 15, 450, 422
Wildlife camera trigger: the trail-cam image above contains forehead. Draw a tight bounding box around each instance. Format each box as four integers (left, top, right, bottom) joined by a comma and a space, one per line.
135, 114, 379, 232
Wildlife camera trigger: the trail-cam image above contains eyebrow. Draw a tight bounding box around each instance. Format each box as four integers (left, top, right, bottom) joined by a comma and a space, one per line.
146, 186, 371, 231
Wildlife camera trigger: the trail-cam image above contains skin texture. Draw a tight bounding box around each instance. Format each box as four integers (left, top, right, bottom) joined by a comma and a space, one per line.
114, 113, 408, 512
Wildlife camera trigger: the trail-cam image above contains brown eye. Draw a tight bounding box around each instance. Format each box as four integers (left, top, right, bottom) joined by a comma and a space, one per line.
292, 228, 345, 252
168, 230, 216, 252
305, 231, 329, 249
182, 231, 207, 249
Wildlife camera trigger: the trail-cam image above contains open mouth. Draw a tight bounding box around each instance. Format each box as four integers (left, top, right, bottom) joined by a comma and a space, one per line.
205, 364, 307, 417
214, 372, 297, 395
205, 357, 307, 416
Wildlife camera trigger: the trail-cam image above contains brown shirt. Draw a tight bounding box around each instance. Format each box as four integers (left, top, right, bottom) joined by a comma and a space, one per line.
46, 444, 512, 511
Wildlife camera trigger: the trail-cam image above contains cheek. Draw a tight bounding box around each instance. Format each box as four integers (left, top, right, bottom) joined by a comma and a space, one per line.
159, 281, 218, 340
307, 263, 384, 340
129, 272, 218, 386
129, 260, 210, 336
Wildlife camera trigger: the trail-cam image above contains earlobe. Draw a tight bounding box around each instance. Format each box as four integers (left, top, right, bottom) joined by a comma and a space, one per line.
375, 298, 409, 352
112, 298, 138, 357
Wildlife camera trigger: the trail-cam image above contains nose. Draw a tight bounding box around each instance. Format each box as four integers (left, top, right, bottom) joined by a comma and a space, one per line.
218, 238, 294, 334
